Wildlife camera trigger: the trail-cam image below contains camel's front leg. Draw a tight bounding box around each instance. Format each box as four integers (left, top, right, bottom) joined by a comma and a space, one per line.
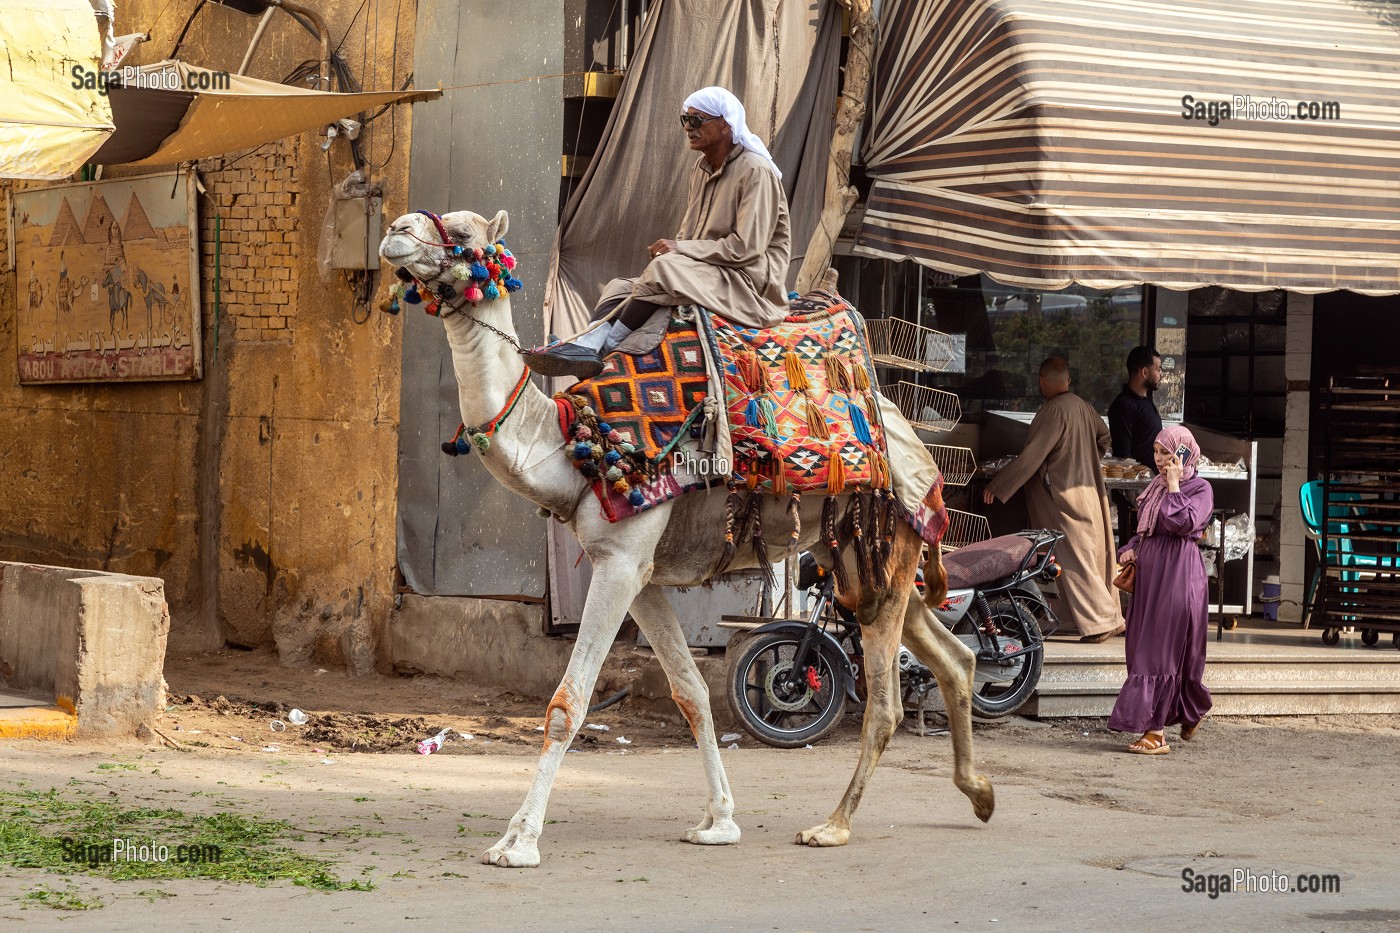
900, 597, 995, 822
481, 554, 650, 868
796, 563, 913, 848
628, 585, 740, 845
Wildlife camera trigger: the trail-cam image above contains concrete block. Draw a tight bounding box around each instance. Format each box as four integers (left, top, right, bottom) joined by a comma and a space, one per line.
0, 562, 170, 737
391, 594, 571, 698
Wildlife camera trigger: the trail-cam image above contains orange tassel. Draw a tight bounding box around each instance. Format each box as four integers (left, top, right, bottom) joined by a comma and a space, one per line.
827, 447, 847, 495
784, 352, 810, 391
771, 458, 788, 497
753, 355, 774, 395
735, 349, 758, 392
825, 355, 851, 393
805, 397, 830, 440
746, 468, 761, 490
851, 360, 871, 391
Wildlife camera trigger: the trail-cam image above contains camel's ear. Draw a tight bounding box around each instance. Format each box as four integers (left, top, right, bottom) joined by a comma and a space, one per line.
485, 210, 509, 244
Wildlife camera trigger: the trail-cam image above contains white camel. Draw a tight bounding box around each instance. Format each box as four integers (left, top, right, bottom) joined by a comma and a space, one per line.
379, 208, 994, 868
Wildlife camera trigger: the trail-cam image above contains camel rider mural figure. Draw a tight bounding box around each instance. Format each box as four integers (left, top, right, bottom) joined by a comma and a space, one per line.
525, 86, 791, 379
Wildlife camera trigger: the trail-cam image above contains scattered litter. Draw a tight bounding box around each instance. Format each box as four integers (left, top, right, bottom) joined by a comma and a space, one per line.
726, 743, 739, 750
416, 728, 452, 755
616, 736, 632, 745
585, 724, 610, 732
458, 732, 474, 742
1082, 731, 1089, 736
288, 709, 308, 726
173, 726, 183, 732
228, 735, 243, 742
314, 669, 328, 675
535, 725, 546, 732
311, 747, 324, 754
186, 729, 203, 735
321, 758, 335, 765
261, 745, 280, 753
720, 732, 742, 743
803, 744, 813, 749
269, 720, 286, 732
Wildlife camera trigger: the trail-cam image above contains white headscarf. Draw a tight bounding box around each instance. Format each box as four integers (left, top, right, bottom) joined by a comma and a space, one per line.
682, 86, 782, 179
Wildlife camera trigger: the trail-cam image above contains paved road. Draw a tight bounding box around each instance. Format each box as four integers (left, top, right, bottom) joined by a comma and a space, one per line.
1, 717, 1397, 931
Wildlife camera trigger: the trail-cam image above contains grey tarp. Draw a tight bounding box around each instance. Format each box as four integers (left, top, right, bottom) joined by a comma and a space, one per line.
543, 0, 841, 336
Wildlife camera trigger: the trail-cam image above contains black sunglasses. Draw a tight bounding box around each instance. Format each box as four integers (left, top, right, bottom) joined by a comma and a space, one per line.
679, 113, 720, 130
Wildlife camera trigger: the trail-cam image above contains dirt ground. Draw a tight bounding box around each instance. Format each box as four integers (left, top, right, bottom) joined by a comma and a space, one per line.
2, 648, 1399, 931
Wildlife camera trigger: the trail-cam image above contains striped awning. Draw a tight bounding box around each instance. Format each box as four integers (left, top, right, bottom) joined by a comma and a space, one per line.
855, 0, 1400, 295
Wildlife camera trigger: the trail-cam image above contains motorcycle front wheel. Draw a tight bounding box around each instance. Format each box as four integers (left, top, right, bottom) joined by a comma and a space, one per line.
953, 595, 1044, 720
726, 631, 849, 748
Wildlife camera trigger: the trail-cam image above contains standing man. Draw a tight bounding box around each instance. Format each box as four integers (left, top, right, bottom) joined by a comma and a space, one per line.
1108, 346, 1164, 545
983, 357, 1125, 642
1108, 346, 1164, 468
526, 86, 790, 378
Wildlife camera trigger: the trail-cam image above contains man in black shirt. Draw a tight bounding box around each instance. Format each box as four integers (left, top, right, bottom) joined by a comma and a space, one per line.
1108, 346, 1163, 545
1109, 346, 1164, 468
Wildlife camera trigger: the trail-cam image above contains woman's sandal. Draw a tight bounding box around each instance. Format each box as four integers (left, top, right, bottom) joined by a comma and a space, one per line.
1126, 732, 1170, 755
1180, 720, 1203, 742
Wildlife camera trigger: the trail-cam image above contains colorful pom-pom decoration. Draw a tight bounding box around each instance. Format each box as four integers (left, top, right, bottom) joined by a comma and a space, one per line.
452, 245, 464, 256
485, 244, 497, 256
576, 427, 593, 440
607, 430, 623, 443
502, 255, 516, 270
472, 432, 491, 453
580, 460, 599, 478
389, 283, 406, 298
504, 277, 522, 292
604, 449, 622, 465
455, 436, 471, 455
598, 422, 612, 434
404, 287, 422, 305
606, 466, 623, 482
452, 264, 470, 280
470, 262, 489, 280
437, 282, 455, 299
588, 443, 603, 459
425, 301, 440, 317
628, 489, 645, 507
465, 286, 484, 302
573, 443, 592, 460
612, 479, 630, 494
485, 284, 500, 300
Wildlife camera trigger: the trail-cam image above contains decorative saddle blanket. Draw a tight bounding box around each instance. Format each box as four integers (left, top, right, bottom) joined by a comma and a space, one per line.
546, 290, 946, 590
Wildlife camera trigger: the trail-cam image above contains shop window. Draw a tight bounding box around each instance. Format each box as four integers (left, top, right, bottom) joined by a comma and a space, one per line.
1184, 287, 1287, 438
833, 257, 1143, 415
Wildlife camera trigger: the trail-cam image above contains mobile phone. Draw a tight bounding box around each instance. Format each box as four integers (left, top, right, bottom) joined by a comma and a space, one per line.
1175, 444, 1191, 462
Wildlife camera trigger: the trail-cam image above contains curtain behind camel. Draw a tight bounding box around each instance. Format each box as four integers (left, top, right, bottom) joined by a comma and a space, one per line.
543, 0, 840, 338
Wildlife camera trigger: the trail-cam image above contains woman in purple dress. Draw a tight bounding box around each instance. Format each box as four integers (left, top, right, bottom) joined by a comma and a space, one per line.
1108, 425, 1214, 754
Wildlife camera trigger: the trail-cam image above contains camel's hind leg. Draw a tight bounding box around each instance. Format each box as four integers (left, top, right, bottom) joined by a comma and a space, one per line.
796, 529, 919, 847
628, 585, 740, 845
900, 597, 995, 822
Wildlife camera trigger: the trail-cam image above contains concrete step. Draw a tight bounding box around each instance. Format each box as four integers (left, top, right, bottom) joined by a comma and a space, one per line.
0, 691, 77, 740
1029, 639, 1400, 717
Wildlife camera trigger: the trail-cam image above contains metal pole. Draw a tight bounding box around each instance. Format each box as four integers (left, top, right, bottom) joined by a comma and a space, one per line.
237, 8, 277, 76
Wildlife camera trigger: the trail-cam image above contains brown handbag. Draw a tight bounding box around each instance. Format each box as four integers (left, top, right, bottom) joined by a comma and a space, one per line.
1113, 561, 1136, 594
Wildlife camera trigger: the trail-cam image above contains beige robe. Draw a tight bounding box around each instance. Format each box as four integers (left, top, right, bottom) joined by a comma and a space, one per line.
985, 392, 1123, 637
598, 146, 791, 352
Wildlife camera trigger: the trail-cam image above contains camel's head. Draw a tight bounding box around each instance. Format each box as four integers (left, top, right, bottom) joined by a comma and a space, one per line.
379, 209, 510, 282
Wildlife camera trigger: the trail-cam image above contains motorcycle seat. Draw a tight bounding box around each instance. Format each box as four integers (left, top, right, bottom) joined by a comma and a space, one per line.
941, 534, 1035, 590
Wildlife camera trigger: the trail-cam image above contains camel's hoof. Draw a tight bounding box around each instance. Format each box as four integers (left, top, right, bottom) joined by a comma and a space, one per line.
481, 841, 540, 868
968, 776, 995, 823
795, 822, 850, 847
683, 821, 741, 846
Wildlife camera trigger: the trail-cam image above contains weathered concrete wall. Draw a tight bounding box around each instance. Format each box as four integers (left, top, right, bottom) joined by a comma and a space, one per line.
391, 595, 573, 698
0, 0, 415, 672
0, 561, 169, 736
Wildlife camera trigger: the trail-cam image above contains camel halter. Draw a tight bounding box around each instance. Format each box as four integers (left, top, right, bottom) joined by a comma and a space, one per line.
383, 210, 522, 318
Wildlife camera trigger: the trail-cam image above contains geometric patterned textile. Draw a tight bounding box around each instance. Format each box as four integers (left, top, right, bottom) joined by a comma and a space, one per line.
564, 313, 709, 465
707, 291, 890, 495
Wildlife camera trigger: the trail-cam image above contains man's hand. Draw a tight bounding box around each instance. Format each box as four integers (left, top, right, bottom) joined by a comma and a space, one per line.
982, 488, 996, 505
647, 239, 678, 260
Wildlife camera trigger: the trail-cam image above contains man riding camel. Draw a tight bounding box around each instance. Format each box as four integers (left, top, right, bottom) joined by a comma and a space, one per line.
525, 86, 791, 379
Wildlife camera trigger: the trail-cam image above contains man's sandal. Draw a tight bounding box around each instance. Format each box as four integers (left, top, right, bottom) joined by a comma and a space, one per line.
1180, 720, 1203, 742
1126, 733, 1170, 755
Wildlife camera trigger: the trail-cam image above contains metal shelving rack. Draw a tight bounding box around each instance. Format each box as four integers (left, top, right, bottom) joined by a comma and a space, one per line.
1317, 375, 1400, 648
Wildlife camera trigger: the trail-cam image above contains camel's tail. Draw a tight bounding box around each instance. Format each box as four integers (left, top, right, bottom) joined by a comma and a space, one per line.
920, 545, 947, 608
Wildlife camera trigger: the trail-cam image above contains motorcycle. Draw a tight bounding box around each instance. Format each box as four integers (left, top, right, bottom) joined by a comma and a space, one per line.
726, 530, 1064, 748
